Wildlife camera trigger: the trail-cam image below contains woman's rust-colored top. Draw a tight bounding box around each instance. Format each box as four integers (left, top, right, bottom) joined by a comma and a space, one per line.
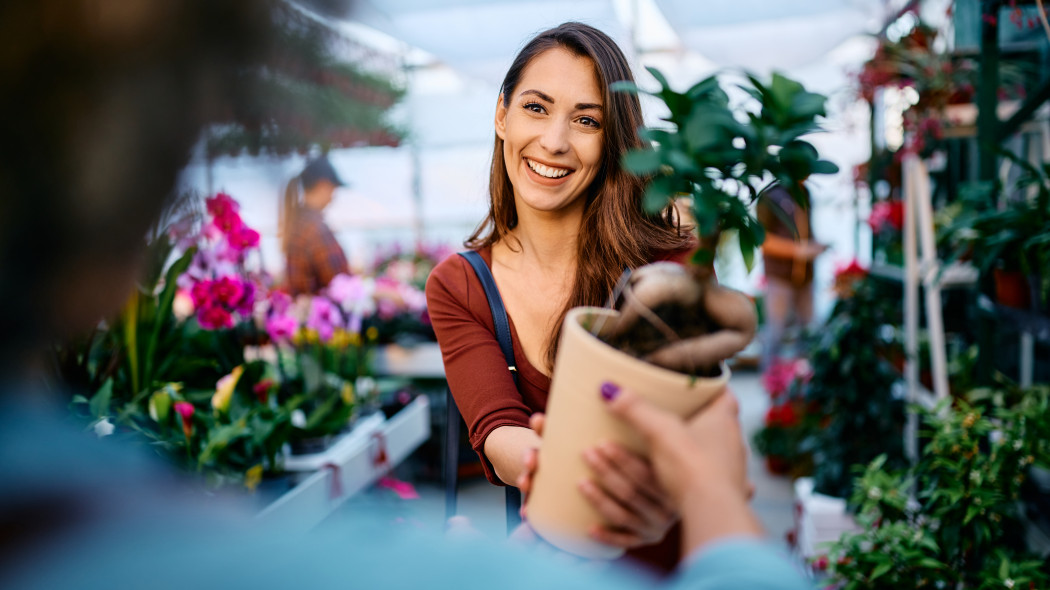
425, 245, 691, 575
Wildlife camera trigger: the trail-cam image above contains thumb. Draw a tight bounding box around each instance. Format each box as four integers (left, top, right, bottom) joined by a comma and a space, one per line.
601, 383, 674, 441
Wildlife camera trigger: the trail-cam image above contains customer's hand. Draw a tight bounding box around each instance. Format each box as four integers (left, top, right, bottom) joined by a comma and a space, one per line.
601, 385, 761, 554
517, 413, 677, 549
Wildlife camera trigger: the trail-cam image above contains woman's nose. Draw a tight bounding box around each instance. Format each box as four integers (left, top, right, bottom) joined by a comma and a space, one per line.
538, 120, 570, 155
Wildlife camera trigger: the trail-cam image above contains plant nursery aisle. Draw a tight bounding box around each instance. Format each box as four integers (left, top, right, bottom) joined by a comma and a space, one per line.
324, 369, 797, 551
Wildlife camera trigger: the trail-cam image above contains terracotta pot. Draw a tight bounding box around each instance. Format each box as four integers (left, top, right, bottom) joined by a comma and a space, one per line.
994, 268, 1030, 309
525, 307, 730, 559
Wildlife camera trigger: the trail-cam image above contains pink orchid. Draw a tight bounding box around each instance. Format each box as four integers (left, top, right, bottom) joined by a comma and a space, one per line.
762, 359, 798, 399
269, 290, 292, 315
212, 276, 245, 307
326, 273, 365, 307
228, 225, 260, 251
197, 304, 234, 330
307, 296, 341, 342
206, 192, 240, 217
266, 313, 298, 344
190, 279, 214, 308
235, 281, 256, 315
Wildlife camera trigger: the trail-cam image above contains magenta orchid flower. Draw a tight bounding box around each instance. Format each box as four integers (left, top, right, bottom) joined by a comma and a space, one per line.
266, 313, 298, 344
174, 401, 195, 440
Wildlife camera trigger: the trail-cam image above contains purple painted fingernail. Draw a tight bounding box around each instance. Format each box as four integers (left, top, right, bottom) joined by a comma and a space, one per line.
600, 382, 620, 402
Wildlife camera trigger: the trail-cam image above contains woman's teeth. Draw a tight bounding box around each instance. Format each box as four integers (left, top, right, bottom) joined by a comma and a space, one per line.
526, 158, 571, 179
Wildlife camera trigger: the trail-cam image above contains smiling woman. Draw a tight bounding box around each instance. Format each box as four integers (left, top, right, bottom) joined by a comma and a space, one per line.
425, 22, 694, 575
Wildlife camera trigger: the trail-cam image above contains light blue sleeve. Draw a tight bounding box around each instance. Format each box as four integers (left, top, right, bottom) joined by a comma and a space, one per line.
671, 539, 813, 590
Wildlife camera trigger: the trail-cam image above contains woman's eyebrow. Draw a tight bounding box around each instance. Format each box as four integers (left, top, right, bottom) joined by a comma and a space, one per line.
518, 89, 603, 112
519, 89, 555, 103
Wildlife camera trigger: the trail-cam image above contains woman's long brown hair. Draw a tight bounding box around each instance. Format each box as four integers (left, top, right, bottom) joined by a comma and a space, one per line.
280, 175, 301, 255
466, 22, 690, 371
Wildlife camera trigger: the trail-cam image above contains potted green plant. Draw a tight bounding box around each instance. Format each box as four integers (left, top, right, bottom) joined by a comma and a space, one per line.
526, 69, 838, 557
944, 150, 1050, 311
823, 384, 1050, 589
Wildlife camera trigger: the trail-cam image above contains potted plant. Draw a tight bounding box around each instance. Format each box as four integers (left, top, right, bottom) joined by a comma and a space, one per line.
944, 150, 1050, 311
823, 384, 1050, 589
526, 69, 839, 557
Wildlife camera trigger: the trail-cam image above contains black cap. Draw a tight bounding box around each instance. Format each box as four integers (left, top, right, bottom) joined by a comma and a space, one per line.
300, 156, 345, 189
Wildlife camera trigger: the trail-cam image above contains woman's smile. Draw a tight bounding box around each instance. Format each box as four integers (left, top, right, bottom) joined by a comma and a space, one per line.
524, 157, 575, 183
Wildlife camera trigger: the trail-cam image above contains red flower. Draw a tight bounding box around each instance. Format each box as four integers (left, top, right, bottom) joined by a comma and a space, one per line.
765, 402, 800, 428
212, 276, 245, 307
190, 279, 214, 308
174, 401, 195, 439
253, 379, 274, 404
206, 192, 240, 218
228, 225, 260, 251
197, 304, 233, 330
868, 200, 904, 234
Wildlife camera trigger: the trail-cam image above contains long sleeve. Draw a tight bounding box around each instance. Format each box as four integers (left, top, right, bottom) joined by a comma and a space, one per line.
672, 539, 811, 590
425, 251, 545, 484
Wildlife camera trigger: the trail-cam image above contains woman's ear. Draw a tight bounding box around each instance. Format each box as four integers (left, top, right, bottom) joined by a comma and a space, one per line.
494, 94, 507, 140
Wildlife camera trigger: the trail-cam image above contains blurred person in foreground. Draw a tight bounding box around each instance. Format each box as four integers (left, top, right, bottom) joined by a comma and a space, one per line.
280, 156, 352, 295
0, 2, 808, 589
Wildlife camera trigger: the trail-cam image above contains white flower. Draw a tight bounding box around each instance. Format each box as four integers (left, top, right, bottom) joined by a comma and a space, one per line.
93, 418, 115, 438
291, 409, 307, 429
867, 487, 882, 500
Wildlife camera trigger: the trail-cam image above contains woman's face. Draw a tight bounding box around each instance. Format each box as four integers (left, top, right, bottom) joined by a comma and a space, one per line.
495, 47, 604, 218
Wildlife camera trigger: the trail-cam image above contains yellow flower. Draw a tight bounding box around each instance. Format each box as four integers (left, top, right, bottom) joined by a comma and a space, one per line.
342, 381, 355, 406
330, 328, 350, 349
291, 327, 305, 346
245, 464, 263, 492
149, 390, 172, 423
304, 328, 320, 344
366, 326, 378, 342
348, 331, 362, 347
212, 365, 244, 413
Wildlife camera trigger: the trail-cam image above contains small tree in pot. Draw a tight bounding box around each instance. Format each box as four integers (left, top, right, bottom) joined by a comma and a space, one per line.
604, 69, 839, 372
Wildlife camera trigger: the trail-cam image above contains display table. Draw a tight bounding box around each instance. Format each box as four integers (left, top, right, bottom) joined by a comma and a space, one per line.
256, 395, 430, 533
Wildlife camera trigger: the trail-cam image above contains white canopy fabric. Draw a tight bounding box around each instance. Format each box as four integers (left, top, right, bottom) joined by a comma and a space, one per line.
341, 0, 631, 83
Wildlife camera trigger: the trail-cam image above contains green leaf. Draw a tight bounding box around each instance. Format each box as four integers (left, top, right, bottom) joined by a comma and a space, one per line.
788, 91, 828, 122
739, 227, 756, 271
812, 159, 840, 175
89, 379, 114, 419
645, 66, 671, 92
609, 80, 642, 95
642, 176, 676, 213
144, 246, 196, 387
869, 561, 892, 581
685, 75, 723, 102
622, 148, 663, 175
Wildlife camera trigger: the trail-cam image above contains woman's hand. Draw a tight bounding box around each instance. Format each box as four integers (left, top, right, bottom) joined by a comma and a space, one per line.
578, 439, 677, 548
600, 384, 761, 557
516, 413, 676, 549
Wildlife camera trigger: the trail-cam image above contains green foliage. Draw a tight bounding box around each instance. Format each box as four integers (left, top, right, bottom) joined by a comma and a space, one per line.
941, 148, 1050, 298
826, 386, 1050, 589
806, 276, 907, 497
205, 1, 405, 157
614, 69, 837, 268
